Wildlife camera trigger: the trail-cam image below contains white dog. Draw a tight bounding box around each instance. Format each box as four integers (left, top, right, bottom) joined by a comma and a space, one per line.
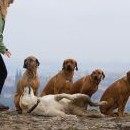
19, 86, 107, 117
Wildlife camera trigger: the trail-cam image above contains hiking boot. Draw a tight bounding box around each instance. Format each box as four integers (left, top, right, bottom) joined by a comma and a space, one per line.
0, 103, 9, 111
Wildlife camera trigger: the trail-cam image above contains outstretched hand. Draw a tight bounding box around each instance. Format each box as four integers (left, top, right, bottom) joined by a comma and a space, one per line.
9, 0, 14, 4
4, 50, 11, 58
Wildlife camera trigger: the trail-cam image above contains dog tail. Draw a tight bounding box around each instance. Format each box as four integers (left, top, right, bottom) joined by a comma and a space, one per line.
88, 100, 107, 107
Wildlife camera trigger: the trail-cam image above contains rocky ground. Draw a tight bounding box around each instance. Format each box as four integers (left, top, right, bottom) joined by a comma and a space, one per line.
0, 110, 130, 130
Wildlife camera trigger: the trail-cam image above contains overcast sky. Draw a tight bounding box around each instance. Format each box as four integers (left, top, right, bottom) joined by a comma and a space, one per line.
3, 0, 130, 73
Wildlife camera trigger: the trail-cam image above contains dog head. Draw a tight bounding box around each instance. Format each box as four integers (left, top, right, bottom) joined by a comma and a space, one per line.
62, 59, 78, 71
91, 69, 105, 84
23, 56, 40, 69
23, 86, 34, 96
20, 86, 36, 113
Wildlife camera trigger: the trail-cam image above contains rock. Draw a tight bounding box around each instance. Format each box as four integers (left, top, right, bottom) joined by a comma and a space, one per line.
0, 110, 130, 130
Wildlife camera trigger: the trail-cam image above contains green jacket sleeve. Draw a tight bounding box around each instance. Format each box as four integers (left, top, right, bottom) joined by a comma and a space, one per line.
0, 11, 7, 54
0, 32, 7, 54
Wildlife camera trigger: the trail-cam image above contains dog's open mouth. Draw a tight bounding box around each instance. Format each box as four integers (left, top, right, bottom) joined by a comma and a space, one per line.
94, 77, 101, 84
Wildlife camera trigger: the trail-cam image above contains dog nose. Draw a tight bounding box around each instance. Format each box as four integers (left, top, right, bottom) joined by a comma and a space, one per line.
67, 64, 71, 67
67, 65, 72, 69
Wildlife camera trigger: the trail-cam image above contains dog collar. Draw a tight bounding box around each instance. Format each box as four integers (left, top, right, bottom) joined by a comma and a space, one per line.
27, 99, 40, 113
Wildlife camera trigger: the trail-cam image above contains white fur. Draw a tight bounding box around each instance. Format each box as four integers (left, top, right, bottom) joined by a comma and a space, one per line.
20, 87, 107, 117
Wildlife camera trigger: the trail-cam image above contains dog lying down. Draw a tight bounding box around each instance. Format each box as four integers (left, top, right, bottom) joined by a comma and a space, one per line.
19, 87, 107, 117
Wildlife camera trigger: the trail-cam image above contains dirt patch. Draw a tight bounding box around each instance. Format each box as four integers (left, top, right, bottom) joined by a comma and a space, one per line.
0, 110, 130, 130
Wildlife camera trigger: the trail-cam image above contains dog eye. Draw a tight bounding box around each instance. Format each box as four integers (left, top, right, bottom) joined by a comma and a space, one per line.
70, 60, 73, 63
98, 72, 101, 75
93, 72, 96, 75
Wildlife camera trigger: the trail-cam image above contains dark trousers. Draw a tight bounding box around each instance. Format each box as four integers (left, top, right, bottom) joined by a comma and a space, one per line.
0, 54, 7, 94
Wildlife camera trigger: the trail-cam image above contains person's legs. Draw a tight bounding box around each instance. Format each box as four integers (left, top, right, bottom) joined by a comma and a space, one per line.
0, 54, 7, 93
0, 54, 9, 110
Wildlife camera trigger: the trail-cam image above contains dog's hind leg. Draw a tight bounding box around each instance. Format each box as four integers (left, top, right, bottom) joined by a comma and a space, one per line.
69, 105, 104, 117
71, 94, 107, 107
117, 97, 129, 117
47, 109, 67, 117
14, 94, 22, 114
68, 104, 87, 116
100, 99, 115, 116
88, 100, 107, 107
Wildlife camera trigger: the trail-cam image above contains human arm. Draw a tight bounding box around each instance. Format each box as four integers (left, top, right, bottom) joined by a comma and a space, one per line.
0, 25, 11, 58
0, 41, 11, 58
4, 49, 11, 58
9, 0, 14, 5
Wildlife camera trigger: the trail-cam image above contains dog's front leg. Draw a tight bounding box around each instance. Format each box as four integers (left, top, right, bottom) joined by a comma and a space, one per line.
118, 98, 128, 117
14, 94, 22, 114
55, 93, 75, 101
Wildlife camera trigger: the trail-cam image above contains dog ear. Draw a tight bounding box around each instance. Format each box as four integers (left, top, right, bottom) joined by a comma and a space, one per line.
75, 61, 78, 71
102, 72, 105, 80
23, 59, 28, 68
127, 71, 130, 83
36, 59, 40, 66
91, 71, 95, 77
62, 60, 66, 70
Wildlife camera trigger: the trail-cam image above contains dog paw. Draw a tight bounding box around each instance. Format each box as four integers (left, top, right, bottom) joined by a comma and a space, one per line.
100, 101, 108, 105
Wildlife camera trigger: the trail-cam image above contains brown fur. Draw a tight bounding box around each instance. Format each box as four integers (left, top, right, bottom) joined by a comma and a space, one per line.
14, 56, 40, 113
40, 59, 78, 96
100, 71, 130, 117
71, 69, 105, 97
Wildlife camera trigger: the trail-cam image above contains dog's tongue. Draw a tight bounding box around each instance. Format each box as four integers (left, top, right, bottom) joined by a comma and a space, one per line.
96, 79, 101, 84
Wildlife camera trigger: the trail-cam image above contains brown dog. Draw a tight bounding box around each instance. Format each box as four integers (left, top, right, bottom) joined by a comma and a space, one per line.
100, 71, 130, 117
71, 69, 105, 96
14, 56, 40, 113
40, 59, 78, 96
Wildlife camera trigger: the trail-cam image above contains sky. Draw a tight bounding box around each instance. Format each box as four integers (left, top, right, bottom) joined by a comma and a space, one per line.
2, 0, 130, 73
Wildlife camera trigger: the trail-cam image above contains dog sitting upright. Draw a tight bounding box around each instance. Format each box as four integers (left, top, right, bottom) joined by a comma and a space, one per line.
14, 56, 40, 113
40, 59, 78, 96
71, 69, 105, 109
71, 69, 105, 97
100, 71, 130, 117
20, 86, 107, 116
